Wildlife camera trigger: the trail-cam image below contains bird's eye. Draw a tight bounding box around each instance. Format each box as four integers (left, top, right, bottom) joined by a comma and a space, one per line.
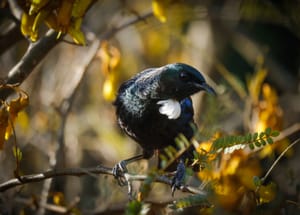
179, 71, 190, 82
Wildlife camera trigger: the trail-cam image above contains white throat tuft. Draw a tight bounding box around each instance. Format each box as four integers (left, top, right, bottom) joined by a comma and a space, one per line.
157, 99, 181, 119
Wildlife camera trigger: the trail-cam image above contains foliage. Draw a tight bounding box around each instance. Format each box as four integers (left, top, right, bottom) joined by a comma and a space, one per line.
212, 127, 279, 153
0, 85, 29, 149
97, 41, 121, 102
19, 0, 96, 45
170, 194, 211, 210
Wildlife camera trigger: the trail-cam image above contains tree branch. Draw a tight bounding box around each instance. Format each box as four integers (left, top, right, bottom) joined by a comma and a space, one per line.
6, 30, 61, 85
0, 165, 206, 195
1, 10, 153, 100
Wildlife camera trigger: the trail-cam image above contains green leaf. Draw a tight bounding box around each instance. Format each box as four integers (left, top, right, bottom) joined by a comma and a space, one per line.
260, 139, 267, 146
160, 159, 167, 169
218, 137, 225, 148
228, 136, 235, 146
253, 176, 262, 187
193, 150, 200, 159
178, 133, 190, 147
236, 136, 243, 144
175, 138, 184, 149
259, 132, 265, 139
265, 127, 272, 136
169, 146, 177, 155
270, 130, 280, 137
164, 148, 173, 159
249, 143, 255, 150
170, 194, 210, 210
222, 136, 228, 146
125, 200, 142, 215
266, 137, 273, 144
252, 132, 258, 141
246, 133, 252, 142
254, 141, 261, 147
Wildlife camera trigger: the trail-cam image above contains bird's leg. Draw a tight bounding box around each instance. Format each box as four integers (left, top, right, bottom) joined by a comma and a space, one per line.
112, 150, 154, 186
112, 154, 144, 186
171, 159, 186, 196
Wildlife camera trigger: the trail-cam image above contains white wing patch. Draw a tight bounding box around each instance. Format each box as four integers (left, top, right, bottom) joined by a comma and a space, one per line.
157, 99, 181, 119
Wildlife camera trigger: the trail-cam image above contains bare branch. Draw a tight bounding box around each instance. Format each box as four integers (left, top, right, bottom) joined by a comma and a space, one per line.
0, 165, 206, 196
6, 30, 61, 86
0, 166, 111, 192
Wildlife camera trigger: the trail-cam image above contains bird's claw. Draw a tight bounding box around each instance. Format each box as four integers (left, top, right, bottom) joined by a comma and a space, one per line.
112, 160, 128, 186
171, 160, 186, 196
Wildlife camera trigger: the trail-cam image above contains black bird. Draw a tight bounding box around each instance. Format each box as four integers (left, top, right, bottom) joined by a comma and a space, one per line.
113, 63, 215, 187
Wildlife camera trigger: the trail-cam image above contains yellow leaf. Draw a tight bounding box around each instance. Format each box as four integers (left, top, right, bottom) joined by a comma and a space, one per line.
53, 192, 64, 205
8, 92, 29, 121
12, 146, 22, 161
98, 41, 121, 75
152, 0, 170, 23
103, 74, 117, 102
4, 122, 12, 141
44, 13, 59, 31
29, 0, 50, 15
21, 13, 38, 41
248, 68, 268, 104
258, 183, 276, 203
57, 0, 74, 31
15, 111, 29, 131
97, 42, 120, 101
33, 9, 50, 32
68, 18, 86, 45
223, 156, 240, 175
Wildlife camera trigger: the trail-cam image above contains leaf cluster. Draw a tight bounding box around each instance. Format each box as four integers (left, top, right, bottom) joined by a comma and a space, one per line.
19, 0, 96, 45
212, 127, 280, 153
159, 133, 192, 169
170, 194, 211, 210
0, 85, 29, 149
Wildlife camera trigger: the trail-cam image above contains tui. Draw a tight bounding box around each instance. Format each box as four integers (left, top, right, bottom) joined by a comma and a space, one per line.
113, 63, 216, 188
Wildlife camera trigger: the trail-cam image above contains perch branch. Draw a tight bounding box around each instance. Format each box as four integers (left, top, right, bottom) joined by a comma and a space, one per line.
0, 165, 206, 195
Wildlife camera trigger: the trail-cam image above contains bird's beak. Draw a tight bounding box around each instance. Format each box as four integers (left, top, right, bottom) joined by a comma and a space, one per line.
197, 82, 217, 96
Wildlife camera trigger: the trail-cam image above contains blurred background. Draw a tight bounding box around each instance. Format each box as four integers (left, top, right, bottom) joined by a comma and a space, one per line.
0, 0, 299, 214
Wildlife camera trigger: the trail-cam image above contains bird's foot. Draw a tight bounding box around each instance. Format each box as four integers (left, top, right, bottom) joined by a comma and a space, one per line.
171, 160, 186, 196
112, 160, 128, 186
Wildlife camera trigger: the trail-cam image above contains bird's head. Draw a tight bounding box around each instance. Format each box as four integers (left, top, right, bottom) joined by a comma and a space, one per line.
157, 63, 216, 100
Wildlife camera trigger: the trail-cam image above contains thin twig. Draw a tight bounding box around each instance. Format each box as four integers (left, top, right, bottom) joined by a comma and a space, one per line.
100, 11, 153, 40
260, 138, 300, 184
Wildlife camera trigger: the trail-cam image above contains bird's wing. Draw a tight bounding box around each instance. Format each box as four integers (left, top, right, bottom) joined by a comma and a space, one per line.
134, 68, 162, 99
